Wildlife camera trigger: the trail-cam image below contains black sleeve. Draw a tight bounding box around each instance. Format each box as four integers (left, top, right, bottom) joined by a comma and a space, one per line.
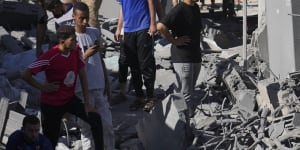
160, 5, 180, 31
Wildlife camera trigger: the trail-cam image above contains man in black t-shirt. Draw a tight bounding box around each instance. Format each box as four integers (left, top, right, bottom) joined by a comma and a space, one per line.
157, 0, 202, 118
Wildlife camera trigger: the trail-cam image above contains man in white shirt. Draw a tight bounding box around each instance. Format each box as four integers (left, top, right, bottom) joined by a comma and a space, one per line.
73, 2, 114, 150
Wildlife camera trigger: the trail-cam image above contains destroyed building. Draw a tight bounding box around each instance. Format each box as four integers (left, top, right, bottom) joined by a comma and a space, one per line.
1, 0, 300, 149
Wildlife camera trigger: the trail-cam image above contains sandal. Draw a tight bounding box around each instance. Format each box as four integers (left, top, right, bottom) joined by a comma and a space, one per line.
143, 99, 155, 112
129, 98, 145, 111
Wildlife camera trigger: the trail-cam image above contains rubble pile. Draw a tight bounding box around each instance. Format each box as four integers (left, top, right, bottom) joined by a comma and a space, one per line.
2, 1, 300, 149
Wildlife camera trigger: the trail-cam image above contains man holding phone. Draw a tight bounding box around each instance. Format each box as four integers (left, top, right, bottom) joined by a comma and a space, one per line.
73, 2, 114, 150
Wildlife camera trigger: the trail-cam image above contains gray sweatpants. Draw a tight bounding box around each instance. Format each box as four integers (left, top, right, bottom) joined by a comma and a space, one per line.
173, 63, 201, 103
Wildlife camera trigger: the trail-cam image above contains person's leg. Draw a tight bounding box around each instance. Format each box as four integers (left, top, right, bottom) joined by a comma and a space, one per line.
93, 89, 115, 150
77, 90, 115, 150
124, 31, 146, 110
200, 0, 204, 5
222, 0, 229, 18
211, 0, 215, 6
118, 37, 129, 96
67, 96, 104, 150
74, 92, 95, 150
40, 103, 65, 148
110, 37, 128, 105
228, 0, 236, 18
124, 32, 144, 98
135, 29, 156, 112
173, 63, 195, 117
136, 29, 156, 99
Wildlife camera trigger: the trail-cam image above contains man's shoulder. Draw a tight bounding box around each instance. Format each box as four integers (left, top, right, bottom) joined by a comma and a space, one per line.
7, 130, 22, 141
85, 27, 100, 37
9, 130, 22, 137
38, 47, 60, 60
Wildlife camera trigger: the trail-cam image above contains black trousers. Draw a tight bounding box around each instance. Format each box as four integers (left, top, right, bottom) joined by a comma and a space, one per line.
123, 29, 156, 98
118, 38, 129, 83
41, 96, 104, 150
222, 0, 235, 18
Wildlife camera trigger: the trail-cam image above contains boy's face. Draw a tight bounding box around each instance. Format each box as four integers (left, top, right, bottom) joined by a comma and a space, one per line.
64, 35, 77, 50
22, 123, 40, 143
73, 9, 89, 29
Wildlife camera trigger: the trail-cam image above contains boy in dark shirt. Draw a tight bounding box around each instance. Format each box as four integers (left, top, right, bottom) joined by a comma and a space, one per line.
157, 0, 202, 117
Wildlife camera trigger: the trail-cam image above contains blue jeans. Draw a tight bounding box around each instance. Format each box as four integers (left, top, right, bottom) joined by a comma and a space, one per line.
173, 63, 201, 103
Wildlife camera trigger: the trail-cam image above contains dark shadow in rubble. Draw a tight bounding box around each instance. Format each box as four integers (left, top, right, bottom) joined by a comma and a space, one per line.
201, 11, 258, 49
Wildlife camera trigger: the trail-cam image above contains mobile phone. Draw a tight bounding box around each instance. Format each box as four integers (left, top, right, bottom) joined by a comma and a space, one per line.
94, 40, 100, 47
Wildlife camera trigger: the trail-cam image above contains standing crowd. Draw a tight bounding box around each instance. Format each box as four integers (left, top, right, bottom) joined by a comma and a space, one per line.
4, 0, 237, 149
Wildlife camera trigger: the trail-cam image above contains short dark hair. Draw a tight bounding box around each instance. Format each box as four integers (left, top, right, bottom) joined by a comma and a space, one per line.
22, 115, 40, 127
46, 0, 63, 10
56, 25, 75, 40
73, 2, 89, 13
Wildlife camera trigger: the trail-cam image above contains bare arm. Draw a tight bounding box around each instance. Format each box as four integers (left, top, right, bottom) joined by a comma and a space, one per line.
115, 7, 123, 41
36, 1, 47, 57
147, 0, 157, 36
36, 23, 46, 57
82, 45, 99, 60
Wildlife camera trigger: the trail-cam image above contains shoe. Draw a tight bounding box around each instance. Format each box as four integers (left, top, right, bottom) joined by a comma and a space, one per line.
129, 98, 145, 111
109, 93, 127, 105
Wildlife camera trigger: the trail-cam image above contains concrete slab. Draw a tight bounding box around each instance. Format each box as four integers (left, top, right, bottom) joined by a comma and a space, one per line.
256, 79, 280, 112
137, 94, 187, 150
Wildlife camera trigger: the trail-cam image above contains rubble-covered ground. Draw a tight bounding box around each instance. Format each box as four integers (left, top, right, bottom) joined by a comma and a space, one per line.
5, 0, 300, 150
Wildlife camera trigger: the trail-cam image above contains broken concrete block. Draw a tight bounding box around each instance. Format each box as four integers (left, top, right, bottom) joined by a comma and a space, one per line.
154, 43, 171, 59
237, 90, 256, 112
0, 26, 23, 53
19, 90, 28, 109
0, 1, 40, 30
104, 55, 119, 73
256, 79, 280, 112
202, 37, 222, 51
218, 48, 239, 59
101, 28, 116, 43
154, 69, 177, 92
1, 110, 25, 144
0, 97, 9, 140
137, 93, 187, 150
277, 89, 293, 115
21, 36, 36, 48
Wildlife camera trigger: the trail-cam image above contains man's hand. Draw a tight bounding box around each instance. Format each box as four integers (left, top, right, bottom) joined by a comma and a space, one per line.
148, 24, 157, 37
83, 45, 98, 59
41, 82, 60, 92
84, 103, 97, 116
114, 29, 122, 41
